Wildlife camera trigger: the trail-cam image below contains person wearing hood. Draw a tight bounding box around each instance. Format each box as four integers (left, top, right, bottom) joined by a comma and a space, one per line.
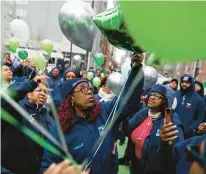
195, 81, 204, 98
63, 69, 77, 81
47, 67, 62, 89
95, 77, 116, 102
1, 75, 54, 174
56, 59, 65, 78
194, 81, 206, 136
128, 85, 184, 174
175, 74, 205, 138
169, 79, 178, 91
40, 54, 144, 174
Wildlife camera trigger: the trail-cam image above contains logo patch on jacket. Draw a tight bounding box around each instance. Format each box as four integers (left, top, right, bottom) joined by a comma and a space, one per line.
98, 125, 105, 135
186, 103, 191, 108
156, 129, 160, 136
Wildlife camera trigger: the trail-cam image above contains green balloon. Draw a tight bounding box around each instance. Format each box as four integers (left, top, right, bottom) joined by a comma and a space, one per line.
9, 48, 16, 53
119, 1, 206, 61
93, 6, 143, 53
101, 73, 105, 78
146, 53, 164, 69
93, 53, 105, 66
18, 50, 28, 60
31, 55, 46, 70
92, 77, 101, 88
42, 39, 53, 54
9, 37, 19, 52
87, 72, 94, 81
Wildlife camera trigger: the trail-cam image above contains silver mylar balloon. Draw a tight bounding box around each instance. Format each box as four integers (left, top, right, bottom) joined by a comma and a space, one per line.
106, 72, 125, 96
43, 52, 51, 61
59, 0, 97, 51
72, 55, 82, 67
142, 66, 158, 90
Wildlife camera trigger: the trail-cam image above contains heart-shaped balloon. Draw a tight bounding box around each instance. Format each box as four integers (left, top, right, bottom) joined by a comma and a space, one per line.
59, 0, 97, 51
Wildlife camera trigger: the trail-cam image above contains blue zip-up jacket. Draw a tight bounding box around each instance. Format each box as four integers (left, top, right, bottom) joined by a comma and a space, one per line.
128, 108, 184, 174
47, 68, 63, 89
1, 80, 54, 174
40, 66, 144, 174
174, 134, 206, 174
175, 74, 205, 138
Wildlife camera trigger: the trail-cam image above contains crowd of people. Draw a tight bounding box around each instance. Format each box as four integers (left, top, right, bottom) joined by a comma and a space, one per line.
1, 52, 206, 174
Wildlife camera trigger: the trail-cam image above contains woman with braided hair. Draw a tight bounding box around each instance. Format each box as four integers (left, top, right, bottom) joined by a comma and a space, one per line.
128, 85, 184, 174
40, 54, 144, 174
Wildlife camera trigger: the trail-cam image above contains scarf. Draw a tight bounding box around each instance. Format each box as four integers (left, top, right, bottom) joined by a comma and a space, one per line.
58, 98, 101, 133
98, 87, 116, 102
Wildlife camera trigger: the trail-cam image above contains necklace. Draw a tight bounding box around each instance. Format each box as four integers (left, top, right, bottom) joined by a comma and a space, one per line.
136, 117, 152, 141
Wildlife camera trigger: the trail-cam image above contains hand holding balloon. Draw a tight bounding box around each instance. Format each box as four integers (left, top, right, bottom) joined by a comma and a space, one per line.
131, 53, 143, 67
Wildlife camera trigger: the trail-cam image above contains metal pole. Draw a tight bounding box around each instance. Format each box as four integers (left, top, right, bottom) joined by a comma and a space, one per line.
70, 42, 73, 67
193, 60, 199, 79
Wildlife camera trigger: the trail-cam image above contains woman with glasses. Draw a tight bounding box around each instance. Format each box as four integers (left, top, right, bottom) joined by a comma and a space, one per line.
40, 54, 144, 174
128, 85, 184, 174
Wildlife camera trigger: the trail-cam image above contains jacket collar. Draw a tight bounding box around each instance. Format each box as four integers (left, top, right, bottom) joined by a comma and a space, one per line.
20, 98, 53, 124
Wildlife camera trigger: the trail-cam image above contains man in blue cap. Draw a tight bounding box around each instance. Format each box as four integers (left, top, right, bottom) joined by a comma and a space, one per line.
175, 74, 205, 138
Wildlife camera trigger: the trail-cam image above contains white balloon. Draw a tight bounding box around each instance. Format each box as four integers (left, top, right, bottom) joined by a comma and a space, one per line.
121, 61, 131, 78
10, 19, 30, 43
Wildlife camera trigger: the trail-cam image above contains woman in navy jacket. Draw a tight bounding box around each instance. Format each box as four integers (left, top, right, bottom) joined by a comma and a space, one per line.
1, 76, 54, 174
40, 54, 144, 174
128, 85, 184, 174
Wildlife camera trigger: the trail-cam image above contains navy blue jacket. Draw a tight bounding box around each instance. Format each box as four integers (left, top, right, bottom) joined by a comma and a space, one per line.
175, 134, 206, 174
128, 108, 184, 174
47, 68, 63, 89
175, 74, 205, 138
40, 66, 144, 174
1, 81, 54, 174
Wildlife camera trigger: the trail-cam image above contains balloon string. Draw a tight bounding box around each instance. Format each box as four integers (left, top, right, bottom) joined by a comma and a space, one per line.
1, 108, 80, 168
82, 68, 133, 170
0, 91, 67, 157
1, 108, 64, 159
48, 97, 75, 162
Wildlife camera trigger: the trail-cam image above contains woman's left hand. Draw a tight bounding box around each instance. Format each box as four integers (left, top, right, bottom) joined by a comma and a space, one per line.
160, 122, 178, 145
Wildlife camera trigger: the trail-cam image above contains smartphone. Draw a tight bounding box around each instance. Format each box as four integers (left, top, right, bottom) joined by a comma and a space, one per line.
165, 108, 173, 123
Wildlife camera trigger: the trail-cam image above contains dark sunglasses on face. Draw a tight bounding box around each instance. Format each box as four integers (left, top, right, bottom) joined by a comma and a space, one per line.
73, 86, 94, 94
148, 92, 164, 100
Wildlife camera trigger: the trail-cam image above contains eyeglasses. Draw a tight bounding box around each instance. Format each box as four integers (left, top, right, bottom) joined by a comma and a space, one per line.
73, 87, 94, 94
148, 92, 164, 100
